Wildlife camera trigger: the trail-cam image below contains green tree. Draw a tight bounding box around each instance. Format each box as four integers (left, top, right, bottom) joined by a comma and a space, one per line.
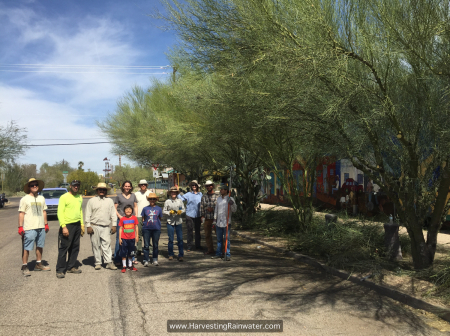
158, 0, 450, 269
66, 170, 100, 196
38, 160, 75, 187
0, 121, 27, 164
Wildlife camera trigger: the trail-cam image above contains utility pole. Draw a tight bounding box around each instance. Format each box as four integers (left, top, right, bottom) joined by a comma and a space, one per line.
119, 154, 121, 167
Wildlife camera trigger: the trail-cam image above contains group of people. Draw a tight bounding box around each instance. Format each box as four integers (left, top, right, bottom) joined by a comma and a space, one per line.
18, 177, 236, 277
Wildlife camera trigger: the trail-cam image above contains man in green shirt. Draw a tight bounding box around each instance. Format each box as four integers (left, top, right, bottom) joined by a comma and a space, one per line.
56, 180, 85, 278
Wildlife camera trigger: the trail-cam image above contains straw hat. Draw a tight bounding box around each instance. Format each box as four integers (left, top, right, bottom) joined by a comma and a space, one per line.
189, 180, 201, 188
93, 182, 111, 190
146, 192, 158, 200
23, 178, 45, 193
219, 183, 229, 190
167, 186, 180, 196
204, 180, 214, 186
138, 179, 148, 185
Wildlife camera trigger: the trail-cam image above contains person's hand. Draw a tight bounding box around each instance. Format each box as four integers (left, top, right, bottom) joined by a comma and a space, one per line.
119, 238, 123, 245
207, 207, 213, 213
228, 199, 234, 205
18, 227, 24, 236
169, 210, 176, 215
87, 227, 94, 235
177, 210, 182, 215
110, 226, 117, 234
62, 227, 69, 237
135, 237, 138, 243
212, 221, 216, 229
80, 225, 85, 237
201, 217, 205, 223
45, 224, 49, 233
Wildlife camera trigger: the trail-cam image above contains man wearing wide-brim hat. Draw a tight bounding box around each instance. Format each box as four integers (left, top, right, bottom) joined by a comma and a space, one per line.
18, 178, 51, 276
200, 180, 218, 255
84, 183, 118, 270
177, 180, 203, 251
163, 186, 185, 261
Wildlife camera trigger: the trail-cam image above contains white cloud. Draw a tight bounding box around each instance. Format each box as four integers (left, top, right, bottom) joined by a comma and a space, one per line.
0, 6, 160, 173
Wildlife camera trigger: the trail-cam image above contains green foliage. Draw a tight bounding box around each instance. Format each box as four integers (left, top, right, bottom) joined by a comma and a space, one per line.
0, 121, 27, 163
66, 170, 100, 196
38, 160, 75, 187
111, 164, 152, 188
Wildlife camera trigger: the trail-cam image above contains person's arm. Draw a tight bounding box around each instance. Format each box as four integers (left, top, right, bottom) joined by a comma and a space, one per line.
177, 193, 186, 201
84, 200, 92, 228
134, 195, 138, 217
213, 200, 218, 222
18, 212, 25, 236
135, 217, 139, 242
118, 219, 123, 244
200, 196, 205, 218
230, 197, 237, 213
162, 200, 171, 216
43, 210, 49, 232
57, 195, 66, 228
114, 203, 121, 219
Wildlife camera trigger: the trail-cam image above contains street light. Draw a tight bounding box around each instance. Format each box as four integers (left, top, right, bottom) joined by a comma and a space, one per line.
103, 157, 111, 184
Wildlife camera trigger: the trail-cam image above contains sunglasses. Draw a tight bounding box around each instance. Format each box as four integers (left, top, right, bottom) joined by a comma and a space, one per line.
98, 189, 107, 192
29, 183, 39, 187
148, 198, 157, 200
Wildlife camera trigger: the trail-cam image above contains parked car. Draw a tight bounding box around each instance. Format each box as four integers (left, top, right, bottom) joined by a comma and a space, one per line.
39, 188, 68, 217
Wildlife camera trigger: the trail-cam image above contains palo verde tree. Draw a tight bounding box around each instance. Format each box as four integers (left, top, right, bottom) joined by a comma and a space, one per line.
159, 0, 450, 269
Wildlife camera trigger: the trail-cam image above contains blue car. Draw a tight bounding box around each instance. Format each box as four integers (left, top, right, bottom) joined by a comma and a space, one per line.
39, 188, 68, 217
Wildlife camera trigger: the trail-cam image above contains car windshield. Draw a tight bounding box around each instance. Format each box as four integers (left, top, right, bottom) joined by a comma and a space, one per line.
41, 190, 67, 199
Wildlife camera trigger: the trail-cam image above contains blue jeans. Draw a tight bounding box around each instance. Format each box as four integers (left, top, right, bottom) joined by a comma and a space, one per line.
143, 229, 161, 262
167, 224, 184, 257
216, 226, 230, 257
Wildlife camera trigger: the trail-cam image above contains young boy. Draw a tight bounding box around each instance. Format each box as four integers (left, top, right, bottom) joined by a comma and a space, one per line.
141, 193, 163, 266
119, 205, 139, 272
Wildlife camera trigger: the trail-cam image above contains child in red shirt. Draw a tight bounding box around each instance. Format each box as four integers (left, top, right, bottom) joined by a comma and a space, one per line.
119, 205, 139, 272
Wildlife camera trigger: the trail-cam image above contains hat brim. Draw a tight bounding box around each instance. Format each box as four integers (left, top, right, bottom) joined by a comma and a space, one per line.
24, 180, 45, 194
94, 186, 111, 190
189, 182, 200, 187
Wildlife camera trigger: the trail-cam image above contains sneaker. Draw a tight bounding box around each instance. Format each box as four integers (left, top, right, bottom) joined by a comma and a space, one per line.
129, 267, 138, 271
56, 272, 65, 279
211, 255, 222, 259
94, 264, 102, 270
106, 263, 117, 270
178, 257, 184, 262
143, 261, 149, 267
67, 267, 82, 274
121, 268, 126, 273
35, 263, 51, 271
168, 256, 173, 260
153, 260, 159, 266
22, 265, 31, 277
225, 256, 231, 261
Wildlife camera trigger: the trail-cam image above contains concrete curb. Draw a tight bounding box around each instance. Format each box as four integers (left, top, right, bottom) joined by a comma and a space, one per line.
233, 230, 450, 322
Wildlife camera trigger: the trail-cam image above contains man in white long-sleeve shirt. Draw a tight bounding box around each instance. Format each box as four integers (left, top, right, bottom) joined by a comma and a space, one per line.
212, 184, 237, 261
85, 183, 117, 270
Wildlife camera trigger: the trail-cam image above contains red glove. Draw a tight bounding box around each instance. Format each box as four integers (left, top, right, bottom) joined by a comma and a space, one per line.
45, 224, 49, 233
18, 227, 24, 236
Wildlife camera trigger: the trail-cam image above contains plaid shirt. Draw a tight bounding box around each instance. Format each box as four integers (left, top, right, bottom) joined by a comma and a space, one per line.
200, 192, 218, 219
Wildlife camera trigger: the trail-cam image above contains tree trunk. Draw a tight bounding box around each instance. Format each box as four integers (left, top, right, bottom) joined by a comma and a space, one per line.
405, 216, 433, 269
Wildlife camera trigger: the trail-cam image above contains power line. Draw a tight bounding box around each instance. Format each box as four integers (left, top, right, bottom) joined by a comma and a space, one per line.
1, 64, 171, 68
26, 142, 111, 147
29, 138, 108, 141
0, 70, 169, 74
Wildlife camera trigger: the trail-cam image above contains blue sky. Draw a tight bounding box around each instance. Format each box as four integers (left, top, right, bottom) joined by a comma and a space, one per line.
0, 0, 176, 175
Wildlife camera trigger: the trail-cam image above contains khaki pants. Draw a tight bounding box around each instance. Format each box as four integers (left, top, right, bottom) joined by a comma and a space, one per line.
90, 225, 112, 265
204, 219, 215, 253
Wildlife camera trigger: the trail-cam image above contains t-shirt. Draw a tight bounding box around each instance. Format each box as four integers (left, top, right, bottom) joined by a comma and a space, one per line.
134, 190, 151, 217
19, 194, 48, 231
115, 193, 137, 217
141, 205, 163, 230
58, 192, 84, 227
119, 215, 138, 240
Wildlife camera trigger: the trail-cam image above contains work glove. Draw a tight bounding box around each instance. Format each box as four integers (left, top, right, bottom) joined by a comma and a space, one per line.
80, 224, 85, 237
87, 227, 94, 235
45, 224, 49, 233
18, 227, 24, 236
110, 226, 117, 234
169, 210, 176, 215
177, 210, 182, 215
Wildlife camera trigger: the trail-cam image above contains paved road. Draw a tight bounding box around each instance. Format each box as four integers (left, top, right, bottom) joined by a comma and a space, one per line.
0, 199, 448, 336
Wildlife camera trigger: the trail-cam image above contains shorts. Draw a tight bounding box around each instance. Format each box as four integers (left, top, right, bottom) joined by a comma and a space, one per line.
23, 228, 46, 251
120, 239, 136, 258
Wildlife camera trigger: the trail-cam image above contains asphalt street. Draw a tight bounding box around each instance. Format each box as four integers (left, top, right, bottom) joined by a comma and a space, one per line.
0, 197, 448, 336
